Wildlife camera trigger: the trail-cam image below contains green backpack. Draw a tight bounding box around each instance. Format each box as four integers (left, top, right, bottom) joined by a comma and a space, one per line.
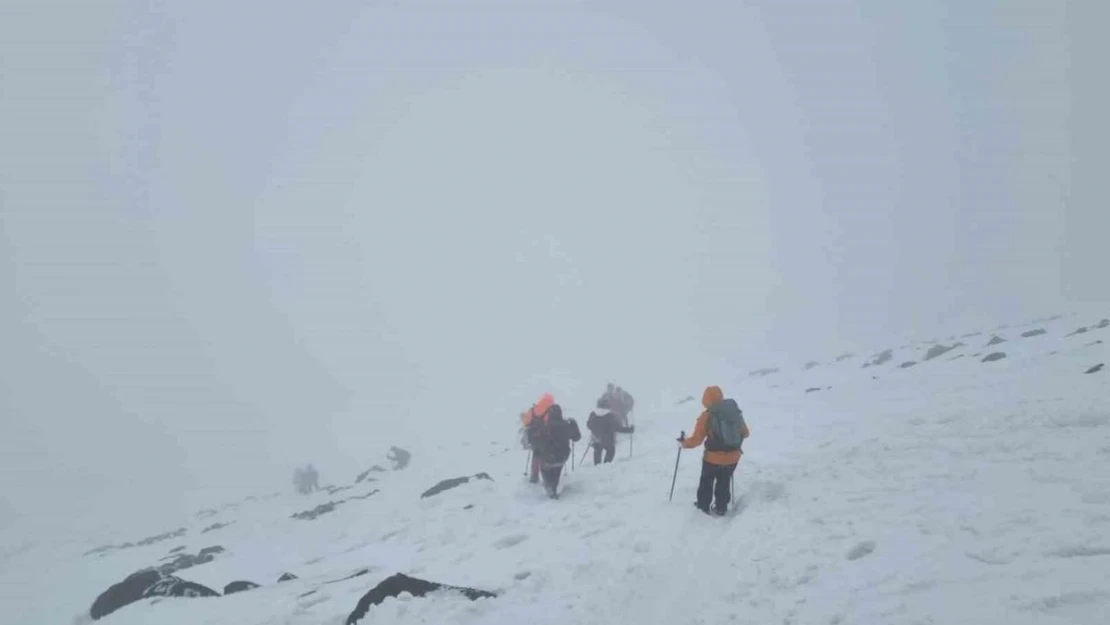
705, 398, 746, 452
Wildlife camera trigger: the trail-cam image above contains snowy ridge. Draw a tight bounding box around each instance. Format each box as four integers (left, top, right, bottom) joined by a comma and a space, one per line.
1, 314, 1107, 624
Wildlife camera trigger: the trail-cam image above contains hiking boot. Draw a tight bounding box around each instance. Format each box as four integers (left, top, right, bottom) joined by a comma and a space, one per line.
694, 502, 710, 515
712, 507, 727, 517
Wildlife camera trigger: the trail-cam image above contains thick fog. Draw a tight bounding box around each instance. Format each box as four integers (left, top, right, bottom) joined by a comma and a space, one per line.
1, 1, 1106, 528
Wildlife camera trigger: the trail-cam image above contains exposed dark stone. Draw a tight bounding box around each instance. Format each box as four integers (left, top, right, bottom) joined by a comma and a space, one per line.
324, 485, 353, 496
346, 573, 497, 625
420, 473, 494, 499
388, 446, 412, 470
835, 353, 855, 362
1067, 327, 1089, 337
805, 387, 822, 393
986, 335, 1007, 347
136, 528, 187, 547
1021, 328, 1047, 338
900, 361, 917, 368
1085, 363, 1104, 374
1096, 319, 1109, 329
169, 546, 186, 554
202, 521, 232, 534
676, 395, 696, 406
749, 367, 779, 377
223, 580, 260, 595
923, 343, 962, 361
90, 569, 218, 620
84, 528, 188, 557
862, 349, 893, 368
327, 568, 371, 584
348, 489, 380, 501
91, 569, 161, 619
982, 352, 1007, 363
157, 545, 224, 576
803, 361, 819, 370
292, 501, 343, 521
278, 572, 298, 583
355, 466, 388, 484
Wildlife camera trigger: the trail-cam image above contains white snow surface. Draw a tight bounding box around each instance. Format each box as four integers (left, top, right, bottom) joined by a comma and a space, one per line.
2, 315, 1109, 625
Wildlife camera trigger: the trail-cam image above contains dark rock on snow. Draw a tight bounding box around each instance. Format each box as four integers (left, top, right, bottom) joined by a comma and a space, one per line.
803, 361, 819, 370
327, 568, 372, 584
1097, 319, 1110, 329
90, 569, 218, 620
1067, 326, 1089, 337
168, 546, 186, 554
202, 521, 232, 533
421, 473, 494, 499
292, 501, 343, 521
805, 387, 822, 393
835, 352, 855, 362
1085, 364, 1104, 374
223, 580, 260, 595
676, 395, 696, 406
986, 335, 1007, 347
923, 343, 962, 361
346, 573, 497, 625
355, 466, 388, 484
158, 546, 224, 576
900, 361, 917, 368
85, 528, 188, 557
388, 446, 413, 470
749, 367, 779, 377
982, 352, 1007, 363
348, 489, 380, 501
278, 572, 298, 582
1021, 328, 1047, 338
862, 349, 893, 368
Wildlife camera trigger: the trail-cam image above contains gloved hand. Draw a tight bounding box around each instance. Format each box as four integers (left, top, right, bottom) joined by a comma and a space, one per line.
628, 426, 636, 433
676, 430, 686, 443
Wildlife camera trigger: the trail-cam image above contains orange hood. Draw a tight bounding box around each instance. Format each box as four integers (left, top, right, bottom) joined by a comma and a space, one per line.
702, 385, 724, 408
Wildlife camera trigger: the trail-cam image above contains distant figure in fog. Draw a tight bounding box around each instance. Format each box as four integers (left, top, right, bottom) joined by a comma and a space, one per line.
293, 464, 320, 495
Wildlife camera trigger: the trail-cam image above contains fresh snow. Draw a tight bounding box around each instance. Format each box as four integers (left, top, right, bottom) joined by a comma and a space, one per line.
2, 315, 1108, 624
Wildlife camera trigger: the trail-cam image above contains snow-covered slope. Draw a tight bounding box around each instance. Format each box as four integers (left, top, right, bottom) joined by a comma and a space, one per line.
2, 315, 1108, 625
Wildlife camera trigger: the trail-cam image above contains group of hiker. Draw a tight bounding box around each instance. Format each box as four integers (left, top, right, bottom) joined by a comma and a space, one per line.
519, 383, 750, 515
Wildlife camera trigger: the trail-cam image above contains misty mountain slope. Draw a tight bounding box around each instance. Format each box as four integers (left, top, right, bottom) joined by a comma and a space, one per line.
2, 318, 1108, 625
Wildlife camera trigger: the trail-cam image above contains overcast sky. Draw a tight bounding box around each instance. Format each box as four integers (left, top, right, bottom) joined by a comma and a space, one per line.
1, 0, 1106, 526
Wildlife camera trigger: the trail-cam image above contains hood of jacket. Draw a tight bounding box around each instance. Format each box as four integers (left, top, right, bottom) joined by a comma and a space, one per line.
702, 385, 724, 408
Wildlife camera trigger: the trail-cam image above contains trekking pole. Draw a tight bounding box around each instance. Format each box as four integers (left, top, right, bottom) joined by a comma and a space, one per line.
571, 442, 575, 472
581, 445, 591, 467
629, 410, 635, 459
524, 451, 531, 477
668, 431, 685, 502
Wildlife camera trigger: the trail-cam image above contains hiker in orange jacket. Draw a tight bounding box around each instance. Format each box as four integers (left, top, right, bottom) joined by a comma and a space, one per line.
522, 393, 556, 483
680, 386, 750, 515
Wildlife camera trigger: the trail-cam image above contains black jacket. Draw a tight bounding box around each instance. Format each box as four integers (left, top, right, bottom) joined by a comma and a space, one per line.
587, 409, 633, 447
534, 405, 581, 464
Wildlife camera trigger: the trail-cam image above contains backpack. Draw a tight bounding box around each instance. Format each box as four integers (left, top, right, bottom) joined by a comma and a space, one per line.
705, 398, 746, 452
526, 408, 551, 451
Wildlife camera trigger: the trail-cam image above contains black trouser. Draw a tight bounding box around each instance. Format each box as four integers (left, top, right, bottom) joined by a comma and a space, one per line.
540, 464, 563, 493
593, 442, 615, 465
696, 460, 738, 512
530, 454, 541, 483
